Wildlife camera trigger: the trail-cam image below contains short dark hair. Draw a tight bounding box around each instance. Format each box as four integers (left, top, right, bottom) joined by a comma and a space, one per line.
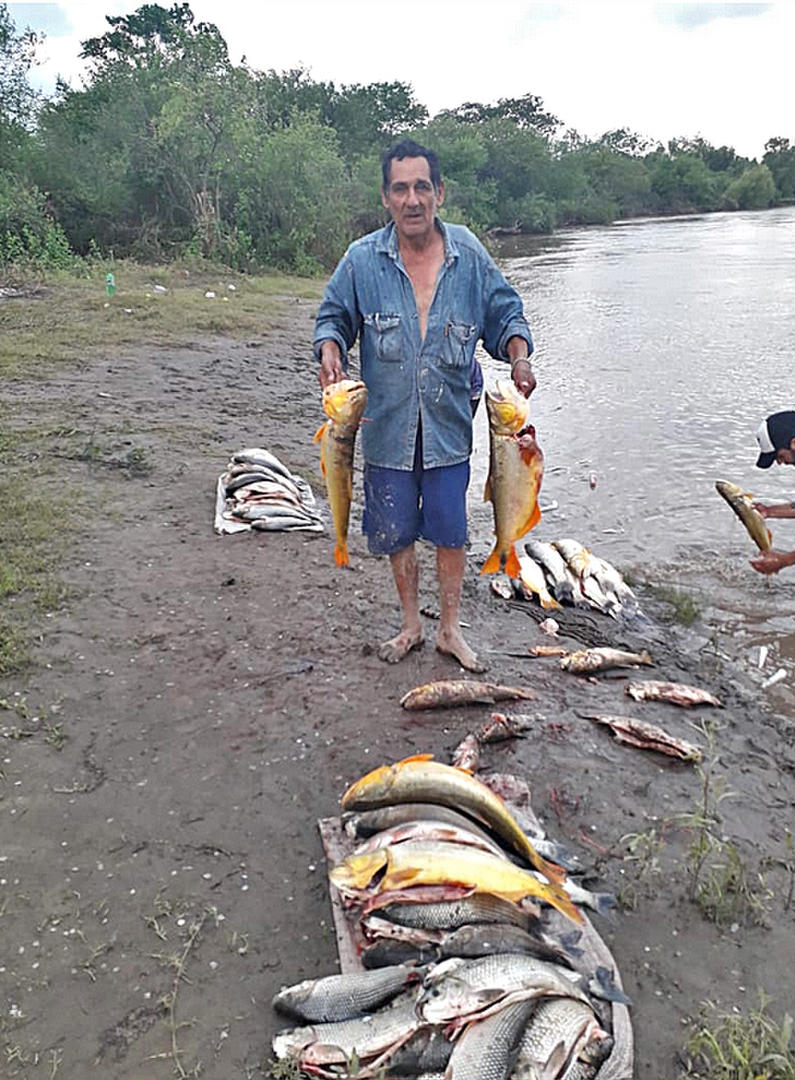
381, 139, 441, 192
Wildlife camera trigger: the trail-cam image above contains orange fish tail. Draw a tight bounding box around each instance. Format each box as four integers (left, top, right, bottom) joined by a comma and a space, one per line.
504, 546, 521, 580
334, 543, 349, 568
480, 545, 503, 575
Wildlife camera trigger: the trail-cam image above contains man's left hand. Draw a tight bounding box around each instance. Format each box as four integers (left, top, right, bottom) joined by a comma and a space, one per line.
749, 549, 790, 575
511, 358, 536, 398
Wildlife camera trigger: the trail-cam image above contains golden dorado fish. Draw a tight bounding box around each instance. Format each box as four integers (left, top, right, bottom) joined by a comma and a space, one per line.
715, 479, 772, 553
340, 754, 565, 884
481, 380, 543, 578
313, 379, 368, 566
329, 842, 584, 925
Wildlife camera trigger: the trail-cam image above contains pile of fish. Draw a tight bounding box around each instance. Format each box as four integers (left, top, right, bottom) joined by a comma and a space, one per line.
491, 538, 641, 621
213, 448, 322, 534
271, 755, 631, 1080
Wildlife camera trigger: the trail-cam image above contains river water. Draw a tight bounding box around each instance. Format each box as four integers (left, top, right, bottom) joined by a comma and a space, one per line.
470, 207, 795, 717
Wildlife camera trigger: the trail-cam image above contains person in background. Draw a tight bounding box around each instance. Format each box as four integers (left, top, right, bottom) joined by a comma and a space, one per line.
750, 410, 795, 574
314, 139, 535, 671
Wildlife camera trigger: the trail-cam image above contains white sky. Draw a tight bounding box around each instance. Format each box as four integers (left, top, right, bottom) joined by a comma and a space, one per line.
9, 1, 793, 160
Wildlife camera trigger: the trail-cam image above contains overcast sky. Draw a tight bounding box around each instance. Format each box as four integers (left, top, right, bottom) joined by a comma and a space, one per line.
8, 1, 792, 160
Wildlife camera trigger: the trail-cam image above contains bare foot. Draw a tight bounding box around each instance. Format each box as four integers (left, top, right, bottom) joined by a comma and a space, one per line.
435, 627, 487, 673
378, 629, 425, 663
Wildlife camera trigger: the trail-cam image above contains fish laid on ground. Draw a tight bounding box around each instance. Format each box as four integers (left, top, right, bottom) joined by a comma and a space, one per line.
581, 713, 703, 761
340, 755, 565, 882
272, 989, 421, 1073
451, 732, 480, 772
561, 647, 654, 674
625, 680, 722, 707
481, 379, 543, 577
715, 479, 772, 553
517, 554, 562, 610
417, 953, 590, 1027
588, 554, 638, 607
400, 681, 535, 710
378, 1025, 454, 1076
329, 841, 583, 925
272, 963, 422, 1023
476, 712, 535, 742
344, 804, 501, 850
446, 997, 537, 1080
510, 996, 612, 1080
313, 378, 368, 567
553, 539, 621, 617
353, 819, 509, 861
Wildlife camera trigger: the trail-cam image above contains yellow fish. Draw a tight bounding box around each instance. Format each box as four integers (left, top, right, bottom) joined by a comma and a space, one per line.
313, 379, 368, 566
329, 841, 583, 925
481, 380, 543, 578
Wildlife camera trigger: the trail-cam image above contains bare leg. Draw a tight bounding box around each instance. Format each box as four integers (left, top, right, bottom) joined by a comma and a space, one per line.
378, 544, 425, 663
434, 546, 486, 673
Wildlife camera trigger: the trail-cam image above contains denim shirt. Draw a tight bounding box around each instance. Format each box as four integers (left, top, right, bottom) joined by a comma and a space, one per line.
313, 220, 533, 470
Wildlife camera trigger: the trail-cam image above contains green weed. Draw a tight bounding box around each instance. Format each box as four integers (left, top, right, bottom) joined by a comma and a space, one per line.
649, 584, 701, 625
681, 991, 794, 1079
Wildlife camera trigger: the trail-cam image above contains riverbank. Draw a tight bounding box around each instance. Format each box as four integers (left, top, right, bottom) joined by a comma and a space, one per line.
0, 269, 793, 1079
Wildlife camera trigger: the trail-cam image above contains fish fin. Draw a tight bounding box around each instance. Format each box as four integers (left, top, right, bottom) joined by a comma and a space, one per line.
480, 544, 503, 575
333, 543, 349, 568
519, 502, 542, 537
540, 881, 585, 925
539, 592, 562, 611
313, 422, 327, 443
539, 1041, 570, 1080
504, 546, 521, 580
592, 891, 618, 921
590, 965, 633, 1005
397, 754, 435, 764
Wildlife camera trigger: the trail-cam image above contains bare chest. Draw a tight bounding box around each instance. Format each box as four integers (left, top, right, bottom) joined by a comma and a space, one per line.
402, 250, 444, 340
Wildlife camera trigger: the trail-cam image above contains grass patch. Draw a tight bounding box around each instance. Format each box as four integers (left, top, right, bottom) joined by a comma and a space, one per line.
682, 992, 794, 1079
0, 260, 324, 379
649, 583, 701, 626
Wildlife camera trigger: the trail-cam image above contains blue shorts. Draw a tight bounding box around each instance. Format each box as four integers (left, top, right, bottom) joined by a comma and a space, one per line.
362, 434, 470, 555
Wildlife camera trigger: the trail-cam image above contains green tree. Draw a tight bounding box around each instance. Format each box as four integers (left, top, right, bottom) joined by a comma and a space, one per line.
763, 137, 795, 200
723, 163, 776, 210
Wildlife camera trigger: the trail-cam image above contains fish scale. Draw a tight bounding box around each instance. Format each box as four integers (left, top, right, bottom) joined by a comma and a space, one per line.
446, 998, 538, 1080
377, 893, 535, 932
272, 963, 420, 1023
509, 997, 610, 1080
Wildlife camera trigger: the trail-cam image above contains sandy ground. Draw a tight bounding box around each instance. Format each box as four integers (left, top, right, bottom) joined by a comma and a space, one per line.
1, 294, 793, 1080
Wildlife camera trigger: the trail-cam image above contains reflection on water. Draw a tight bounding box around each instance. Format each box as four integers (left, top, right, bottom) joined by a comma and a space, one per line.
472, 208, 795, 716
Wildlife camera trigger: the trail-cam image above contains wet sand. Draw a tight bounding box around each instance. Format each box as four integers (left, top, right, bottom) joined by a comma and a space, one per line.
0, 294, 793, 1078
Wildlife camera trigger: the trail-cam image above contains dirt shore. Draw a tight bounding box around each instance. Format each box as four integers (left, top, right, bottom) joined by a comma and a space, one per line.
1, 288, 793, 1080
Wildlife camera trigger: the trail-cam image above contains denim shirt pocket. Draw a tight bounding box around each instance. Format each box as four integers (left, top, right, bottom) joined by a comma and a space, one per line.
441, 320, 477, 368
362, 312, 403, 362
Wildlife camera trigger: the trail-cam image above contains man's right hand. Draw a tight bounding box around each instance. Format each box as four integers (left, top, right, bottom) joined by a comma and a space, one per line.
318, 343, 344, 388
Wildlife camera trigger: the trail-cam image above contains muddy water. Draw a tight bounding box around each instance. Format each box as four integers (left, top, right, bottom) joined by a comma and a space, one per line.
469, 207, 795, 717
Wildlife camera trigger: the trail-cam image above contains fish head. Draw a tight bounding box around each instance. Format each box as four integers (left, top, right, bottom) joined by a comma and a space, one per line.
418, 974, 505, 1024
485, 378, 531, 436
328, 849, 388, 895
322, 379, 368, 425
340, 760, 402, 809
272, 1026, 318, 1060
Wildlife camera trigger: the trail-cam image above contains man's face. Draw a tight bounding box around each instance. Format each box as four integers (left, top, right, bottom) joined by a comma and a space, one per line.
381, 156, 443, 242
775, 438, 795, 465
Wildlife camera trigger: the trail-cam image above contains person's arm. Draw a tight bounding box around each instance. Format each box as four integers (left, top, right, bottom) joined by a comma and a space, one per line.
749, 548, 795, 574
752, 501, 795, 520
506, 337, 536, 398
313, 252, 359, 389
480, 254, 535, 397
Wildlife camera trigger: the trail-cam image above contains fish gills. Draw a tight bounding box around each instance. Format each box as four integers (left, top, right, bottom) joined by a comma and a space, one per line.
482, 380, 543, 577
313, 379, 367, 566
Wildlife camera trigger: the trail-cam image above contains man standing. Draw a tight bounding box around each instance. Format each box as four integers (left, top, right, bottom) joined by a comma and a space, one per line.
314, 139, 535, 671
750, 410, 795, 574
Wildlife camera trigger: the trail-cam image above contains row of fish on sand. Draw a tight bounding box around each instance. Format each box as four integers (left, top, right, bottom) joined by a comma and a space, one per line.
271, 754, 632, 1080
213, 448, 323, 534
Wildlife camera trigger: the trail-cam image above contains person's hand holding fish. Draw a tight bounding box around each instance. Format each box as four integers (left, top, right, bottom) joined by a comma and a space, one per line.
509, 354, 536, 398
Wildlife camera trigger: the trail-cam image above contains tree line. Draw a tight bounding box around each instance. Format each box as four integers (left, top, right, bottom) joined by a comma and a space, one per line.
2, 1, 795, 273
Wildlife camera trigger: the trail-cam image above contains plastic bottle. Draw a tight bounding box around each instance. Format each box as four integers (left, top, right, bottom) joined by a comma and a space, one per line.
106, 272, 116, 297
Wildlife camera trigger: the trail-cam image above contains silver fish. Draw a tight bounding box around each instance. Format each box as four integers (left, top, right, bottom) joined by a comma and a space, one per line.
369, 893, 539, 933
560, 647, 653, 675
447, 998, 537, 1080
353, 820, 509, 861
418, 954, 589, 1026
524, 538, 583, 606
362, 921, 574, 969
272, 990, 421, 1069
510, 997, 611, 1080
625, 680, 722, 707
343, 804, 504, 851
272, 963, 421, 1023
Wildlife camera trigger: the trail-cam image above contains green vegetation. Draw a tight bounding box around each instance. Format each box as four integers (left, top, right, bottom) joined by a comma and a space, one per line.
681, 993, 794, 1080
649, 584, 702, 626
1, 2, 793, 276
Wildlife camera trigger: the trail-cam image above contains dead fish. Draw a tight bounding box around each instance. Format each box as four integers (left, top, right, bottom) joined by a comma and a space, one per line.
364, 890, 540, 932
491, 576, 516, 601
272, 963, 422, 1023
581, 713, 703, 761
232, 448, 296, 480
313, 378, 368, 567
352, 819, 508, 861
510, 996, 612, 1080
272, 989, 421, 1072
524, 538, 581, 607
715, 479, 772, 552
481, 380, 544, 577
417, 953, 589, 1027
343, 805, 500, 851
529, 645, 570, 658
532, 873, 616, 920
378, 1025, 453, 1076
451, 733, 480, 771
625, 680, 722, 707
560, 646, 653, 674
400, 681, 535, 710
517, 553, 562, 610
446, 997, 537, 1080
475, 712, 534, 742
